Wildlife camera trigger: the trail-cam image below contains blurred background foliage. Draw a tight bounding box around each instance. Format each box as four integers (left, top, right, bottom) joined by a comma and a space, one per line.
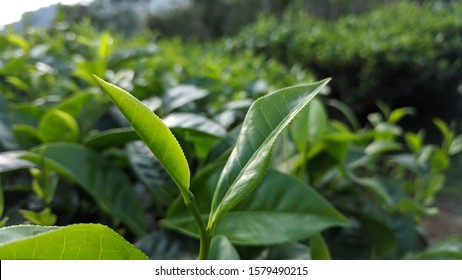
1, 0, 461, 259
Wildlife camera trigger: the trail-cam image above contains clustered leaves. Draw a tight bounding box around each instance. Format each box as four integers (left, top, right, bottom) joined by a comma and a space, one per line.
0, 8, 461, 260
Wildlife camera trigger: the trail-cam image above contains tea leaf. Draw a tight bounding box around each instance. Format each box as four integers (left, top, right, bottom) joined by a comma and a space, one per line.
21, 143, 146, 236
166, 169, 350, 245
93, 76, 190, 197
208, 235, 240, 260
209, 79, 330, 229
39, 109, 80, 143
0, 224, 148, 260
310, 233, 331, 260
415, 236, 462, 260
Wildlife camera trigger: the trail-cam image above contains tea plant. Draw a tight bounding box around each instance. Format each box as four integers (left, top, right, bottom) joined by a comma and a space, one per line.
1, 21, 461, 260
0, 77, 352, 259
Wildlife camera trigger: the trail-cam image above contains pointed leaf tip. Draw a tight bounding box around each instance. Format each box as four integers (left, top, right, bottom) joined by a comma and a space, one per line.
209, 79, 331, 229
93, 75, 190, 196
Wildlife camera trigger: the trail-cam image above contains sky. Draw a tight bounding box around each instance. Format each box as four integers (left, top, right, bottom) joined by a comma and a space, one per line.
0, 0, 92, 27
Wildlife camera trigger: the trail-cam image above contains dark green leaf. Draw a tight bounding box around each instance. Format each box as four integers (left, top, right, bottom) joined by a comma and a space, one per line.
84, 127, 139, 150
21, 143, 146, 236
165, 169, 350, 245
208, 235, 240, 260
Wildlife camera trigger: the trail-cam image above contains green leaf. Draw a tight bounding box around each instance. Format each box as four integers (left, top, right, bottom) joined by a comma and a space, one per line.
30, 167, 59, 205
209, 79, 330, 229
449, 135, 462, 155
0, 121, 18, 151
39, 109, 80, 143
0, 224, 148, 260
350, 175, 405, 206
84, 127, 139, 150
19, 208, 57, 226
208, 235, 240, 260
163, 85, 208, 114
165, 169, 350, 245
290, 98, 327, 152
405, 131, 424, 153
327, 99, 360, 130
365, 140, 401, 155
429, 148, 449, 172
310, 233, 331, 260
5, 34, 30, 52
388, 107, 415, 123
415, 236, 462, 260
12, 124, 42, 148
55, 92, 104, 133
93, 75, 190, 198
353, 210, 397, 258
127, 141, 176, 210
433, 118, 450, 138
108, 44, 158, 68
135, 230, 199, 260
163, 113, 227, 138
21, 143, 146, 236
98, 32, 113, 61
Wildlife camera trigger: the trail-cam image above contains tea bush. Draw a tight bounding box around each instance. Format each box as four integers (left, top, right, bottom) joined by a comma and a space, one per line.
0, 17, 461, 260
229, 1, 462, 122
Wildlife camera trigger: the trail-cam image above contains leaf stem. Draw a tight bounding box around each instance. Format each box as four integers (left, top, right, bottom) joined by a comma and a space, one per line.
185, 191, 210, 260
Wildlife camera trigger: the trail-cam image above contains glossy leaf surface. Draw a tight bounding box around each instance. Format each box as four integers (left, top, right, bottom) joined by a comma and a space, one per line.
209, 79, 330, 228
0, 224, 148, 259
0, 151, 33, 173
93, 76, 190, 196
165, 169, 350, 245
163, 113, 226, 138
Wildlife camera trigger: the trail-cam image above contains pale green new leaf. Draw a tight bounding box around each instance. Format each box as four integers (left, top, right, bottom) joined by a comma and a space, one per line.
0, 224, 148, 260
93, 75, 190, 197
209, 79, 330, 228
